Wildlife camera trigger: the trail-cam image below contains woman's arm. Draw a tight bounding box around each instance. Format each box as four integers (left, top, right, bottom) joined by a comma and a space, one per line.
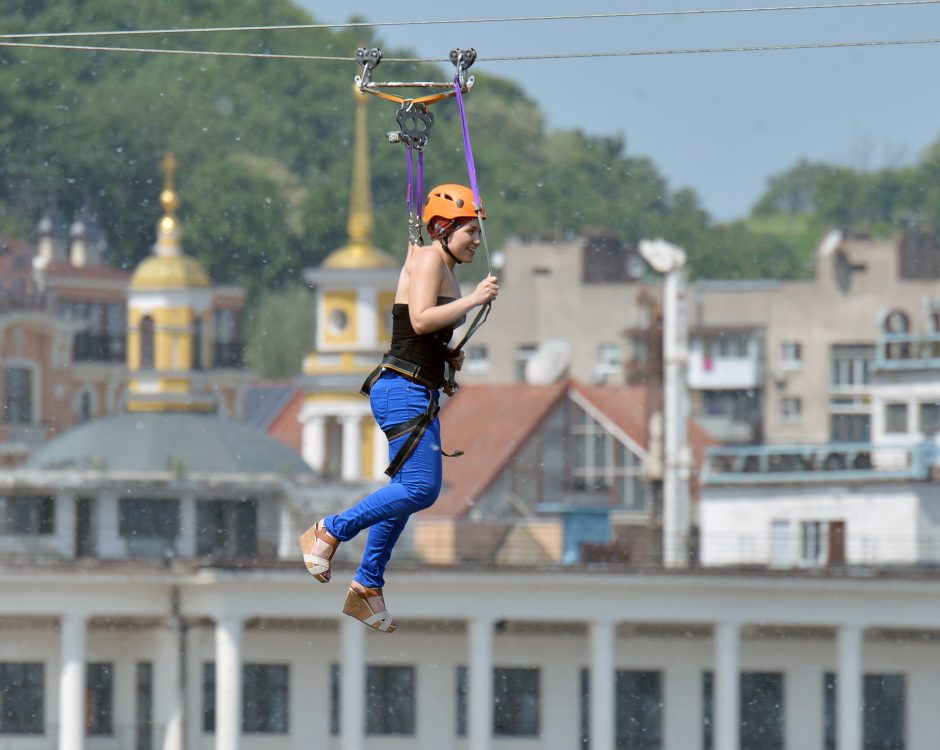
408, 250, 498, 335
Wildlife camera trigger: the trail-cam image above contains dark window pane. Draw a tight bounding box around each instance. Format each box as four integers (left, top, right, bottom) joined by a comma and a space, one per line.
0, 663, 44, 734
243, 664, 289, 734
3, 366, 32, 424
494, 667, 539, 737
864, 674, 905, 750
136, 662, 153, 750
195, 500, 257, 558
702, 671, 713, 750
330, 664, 340, 737
824, 672, 836, 750
202, 663, 215, 734
366, 665, 415, 736
741, 672, 784, 750
456, 666, 467, 738
119, 499, 180, 558
86, 663, 113, 736
616, 671, 662, 750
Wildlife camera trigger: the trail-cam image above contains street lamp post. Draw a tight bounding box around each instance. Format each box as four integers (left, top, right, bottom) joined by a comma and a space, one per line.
638, 239, 692, 569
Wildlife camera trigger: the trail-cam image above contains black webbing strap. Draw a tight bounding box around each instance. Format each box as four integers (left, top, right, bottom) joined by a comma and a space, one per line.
360, 356, 463, 477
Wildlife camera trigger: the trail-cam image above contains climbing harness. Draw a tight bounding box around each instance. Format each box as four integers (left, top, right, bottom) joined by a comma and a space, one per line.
355, 47, 492, 474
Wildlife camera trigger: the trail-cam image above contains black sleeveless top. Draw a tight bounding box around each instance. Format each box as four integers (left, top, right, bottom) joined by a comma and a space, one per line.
388, 296, 464, 385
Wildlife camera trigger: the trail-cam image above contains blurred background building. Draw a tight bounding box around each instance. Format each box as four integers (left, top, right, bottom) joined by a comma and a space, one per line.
2, 89, 940, 750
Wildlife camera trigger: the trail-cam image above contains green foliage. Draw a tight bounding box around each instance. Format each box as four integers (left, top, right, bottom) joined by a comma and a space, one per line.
243, 284, 316, 378
1, 0, 828, 316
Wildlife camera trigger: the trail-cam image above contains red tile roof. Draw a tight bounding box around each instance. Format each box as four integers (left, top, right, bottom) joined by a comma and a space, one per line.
426, 381, 569, 518
428, 380, 716, 519
44, 260, 131, 282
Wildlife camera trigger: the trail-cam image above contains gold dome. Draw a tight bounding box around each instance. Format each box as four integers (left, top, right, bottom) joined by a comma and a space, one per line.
130, 253, 210, 290
322, 242, 396, 269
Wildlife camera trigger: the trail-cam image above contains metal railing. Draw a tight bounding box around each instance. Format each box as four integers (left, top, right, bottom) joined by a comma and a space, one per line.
702, 442, 932, 485
875, 332, 940, 371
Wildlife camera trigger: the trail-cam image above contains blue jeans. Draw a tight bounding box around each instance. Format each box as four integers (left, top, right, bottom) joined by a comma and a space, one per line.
324, 371, 443, 588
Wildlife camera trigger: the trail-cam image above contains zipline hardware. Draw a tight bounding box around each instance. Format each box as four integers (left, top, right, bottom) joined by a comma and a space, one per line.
354, 46, 491, 402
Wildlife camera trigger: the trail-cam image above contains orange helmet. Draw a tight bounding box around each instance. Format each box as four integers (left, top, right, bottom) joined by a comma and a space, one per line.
422, 184, 485, 225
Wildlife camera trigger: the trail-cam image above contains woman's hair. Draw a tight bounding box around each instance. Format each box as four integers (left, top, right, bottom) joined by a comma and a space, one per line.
427, 215, 474, 242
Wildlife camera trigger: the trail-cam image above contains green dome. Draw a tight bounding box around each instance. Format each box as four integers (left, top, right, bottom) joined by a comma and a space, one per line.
27, 413, 313, 477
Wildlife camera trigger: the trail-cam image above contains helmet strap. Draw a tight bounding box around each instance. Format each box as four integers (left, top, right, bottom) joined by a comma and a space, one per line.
440, 236, 463, 264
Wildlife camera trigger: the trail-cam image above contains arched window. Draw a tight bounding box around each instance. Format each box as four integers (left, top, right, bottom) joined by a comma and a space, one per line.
140, 315, 155, 369
882, 309, 911, 360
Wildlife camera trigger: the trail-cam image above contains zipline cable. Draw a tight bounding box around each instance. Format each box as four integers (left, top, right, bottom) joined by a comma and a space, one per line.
5, 35, 940, 62
4, 0, 940, 40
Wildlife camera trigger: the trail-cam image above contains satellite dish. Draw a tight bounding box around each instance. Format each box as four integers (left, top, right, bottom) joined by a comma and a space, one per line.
525, 339, 572, 385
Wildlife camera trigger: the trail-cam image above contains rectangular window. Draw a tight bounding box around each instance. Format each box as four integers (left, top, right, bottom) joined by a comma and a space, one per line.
800, 521, 827, 565
136, 662, 153, 750
202, 663, 215, 734
824, 672, 836, 750
366, 665, 415, 736
456, 665, 467, 738
781, 341, 802, 368
195, 500, 257, 559
0, 495, 54, 535
885, 403, 908, 434
741, 672, 784, 750
119, 498, 180, 557
616, 671, 662, 749
86, 663, 113, 736
243, 664, 289, 734
781, 397, 802, 422
830, 414, 871, 443
919, 401, 940, 436
864, 674, 905, 750
0, 663, 44, 734
464, 345, 490, 374
203, 663, 290, 734
2, 366, 32, 424
514, 344, 538, 383
330, 664, 340, 737
830, 345, 875, 389
494, 667, 539, 737
702, 671, 714, 750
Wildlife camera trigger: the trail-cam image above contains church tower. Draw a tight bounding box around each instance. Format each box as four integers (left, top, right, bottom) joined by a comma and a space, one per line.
300, 89, 399, 480
126, 154, 217, 413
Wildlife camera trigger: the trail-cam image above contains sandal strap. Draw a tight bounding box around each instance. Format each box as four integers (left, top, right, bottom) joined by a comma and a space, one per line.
363, 610, 395, 632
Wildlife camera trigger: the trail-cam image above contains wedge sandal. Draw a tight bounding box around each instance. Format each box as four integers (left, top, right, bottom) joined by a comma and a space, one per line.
343, 585, 397, 633
299, 519, 340, 583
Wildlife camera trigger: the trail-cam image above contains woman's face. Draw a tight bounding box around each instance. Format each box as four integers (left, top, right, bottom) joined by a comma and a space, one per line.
447, 220, 482, 263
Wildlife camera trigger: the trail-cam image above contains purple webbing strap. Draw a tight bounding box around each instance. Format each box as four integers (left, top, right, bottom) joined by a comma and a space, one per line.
406, 144, 414, 220
454, 76, 481, 210
417, 150, 424, 221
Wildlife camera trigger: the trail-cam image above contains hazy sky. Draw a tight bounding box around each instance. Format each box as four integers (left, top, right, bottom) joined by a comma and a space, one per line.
298, 0, 940, 220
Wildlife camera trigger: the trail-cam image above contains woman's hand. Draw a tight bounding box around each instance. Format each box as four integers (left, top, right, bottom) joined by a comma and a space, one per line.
471, 274, 500, 307
446, 348, 466, 371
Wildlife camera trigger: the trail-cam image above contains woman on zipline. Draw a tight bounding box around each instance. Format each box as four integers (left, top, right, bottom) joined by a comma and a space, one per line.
300, 184, 499, 633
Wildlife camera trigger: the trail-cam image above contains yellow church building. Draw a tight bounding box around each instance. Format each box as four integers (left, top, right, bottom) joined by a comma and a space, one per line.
299, 91, 399, 481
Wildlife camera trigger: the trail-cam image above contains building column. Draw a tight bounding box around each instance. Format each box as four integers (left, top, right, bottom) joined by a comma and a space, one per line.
715, 621, 740, 750
589, 620, 616, 750
155, 623, 183, 750
837, 624, 863, 750
468, 617, 494, 750
215, 617, 242, 750
302, 415, 326, 472
59, 613, 87, 750
341, 415, 363, 481
340, 617, 365, 750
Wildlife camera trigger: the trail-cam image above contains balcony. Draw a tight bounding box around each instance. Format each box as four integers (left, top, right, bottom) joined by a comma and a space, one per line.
213, 341, 244, 369
72, 332, 126, 364
703, 442, 932, 485
875, 332, 940, 372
